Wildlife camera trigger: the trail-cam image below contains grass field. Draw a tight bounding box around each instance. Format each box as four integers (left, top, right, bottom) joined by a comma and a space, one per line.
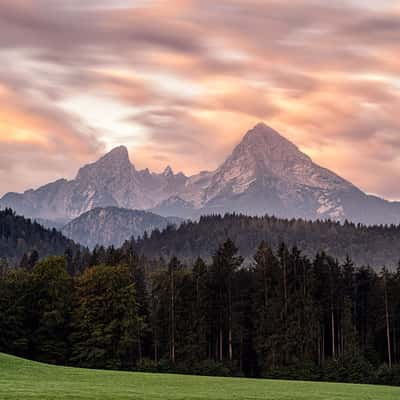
1, 353, 400, 400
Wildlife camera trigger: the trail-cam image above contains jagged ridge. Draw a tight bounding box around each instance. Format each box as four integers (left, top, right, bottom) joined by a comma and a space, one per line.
1, 122, 400, 225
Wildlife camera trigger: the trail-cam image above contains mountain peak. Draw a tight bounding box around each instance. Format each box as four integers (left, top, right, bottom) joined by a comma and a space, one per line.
94, 145, 134, 170
254, 121, 275, 131
101, 145, 130, 162
231, 123, 307, 165
76, 145, 133, 181
163, 166, 174, 177
242, 122, 295, 147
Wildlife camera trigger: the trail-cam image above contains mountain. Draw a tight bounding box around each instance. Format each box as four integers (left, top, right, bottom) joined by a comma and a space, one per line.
0, 146, 185, 221
0, 208, 79, 266
2, 122, 400, 224
200, 124, 353, 218
199, 124, 400, 223
62, 207, 183, 249
131, 214, 400, 268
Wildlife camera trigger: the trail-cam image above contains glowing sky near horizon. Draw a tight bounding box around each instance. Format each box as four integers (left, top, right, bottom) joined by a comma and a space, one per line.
1, 0, 400, 199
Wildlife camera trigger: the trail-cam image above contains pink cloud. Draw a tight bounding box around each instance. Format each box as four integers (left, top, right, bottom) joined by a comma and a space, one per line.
0, 0, 400, 199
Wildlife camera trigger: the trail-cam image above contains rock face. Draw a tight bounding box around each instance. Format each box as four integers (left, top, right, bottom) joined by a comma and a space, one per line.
2, 122, 400, 225
62, 207, 183, 248
0, 145, 188, 221
201, 123, 354, 219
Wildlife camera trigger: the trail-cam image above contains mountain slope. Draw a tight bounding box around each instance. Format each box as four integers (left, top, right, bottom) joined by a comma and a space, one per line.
199, 123, 400, 223
62, 207, 183, 248
0, 146, 189, 221
0, 208, 79, 265
1, 122, 400, 224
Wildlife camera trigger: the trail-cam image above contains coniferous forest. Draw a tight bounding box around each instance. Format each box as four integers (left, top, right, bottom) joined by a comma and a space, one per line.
0, 209, 79, 267
2, 231, 400, 385
131, 214, 400, 268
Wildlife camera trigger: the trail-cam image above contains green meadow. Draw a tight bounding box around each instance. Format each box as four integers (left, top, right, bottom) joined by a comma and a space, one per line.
1, 352, 400, 400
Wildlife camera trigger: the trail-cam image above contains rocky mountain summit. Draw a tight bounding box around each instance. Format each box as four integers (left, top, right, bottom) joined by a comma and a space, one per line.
2, 123, 400, 224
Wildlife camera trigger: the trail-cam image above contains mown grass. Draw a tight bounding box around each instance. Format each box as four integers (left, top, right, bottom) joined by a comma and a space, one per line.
1, 352, 400, 400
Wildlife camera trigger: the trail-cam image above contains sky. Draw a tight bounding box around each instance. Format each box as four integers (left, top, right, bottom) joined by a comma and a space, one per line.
1, 0, 400, 199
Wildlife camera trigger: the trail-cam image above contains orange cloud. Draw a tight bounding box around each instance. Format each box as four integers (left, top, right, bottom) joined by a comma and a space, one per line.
0, 80, 102, 194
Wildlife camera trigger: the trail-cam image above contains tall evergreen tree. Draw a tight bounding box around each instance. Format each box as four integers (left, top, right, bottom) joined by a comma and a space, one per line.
252, 241, 282, 371
210, 239, 243, 362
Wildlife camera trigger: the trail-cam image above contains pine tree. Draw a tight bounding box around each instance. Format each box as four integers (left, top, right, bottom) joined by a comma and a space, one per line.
0, 268, 32, 357
383, 267, 393, 368
210, 239, 243, 363
191, 257, 209, 361
252, 241, 282, 372
167, 256, 184, 364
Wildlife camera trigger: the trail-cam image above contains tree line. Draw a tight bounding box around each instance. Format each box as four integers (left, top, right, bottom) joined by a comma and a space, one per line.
1, 239, 400, 385
3, 209, 400, 270
131, 213, 400, 268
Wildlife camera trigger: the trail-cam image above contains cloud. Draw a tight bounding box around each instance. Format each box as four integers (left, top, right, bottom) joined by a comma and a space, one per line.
0, 81, 103, 194
0, 0, 400, 199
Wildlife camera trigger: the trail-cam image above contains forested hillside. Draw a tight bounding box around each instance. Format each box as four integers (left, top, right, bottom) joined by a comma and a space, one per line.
0, 208, 80, 267
132, 214, 400, 268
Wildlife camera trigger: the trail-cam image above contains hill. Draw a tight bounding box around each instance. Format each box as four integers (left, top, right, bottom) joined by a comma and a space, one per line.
132, 213, 400, 268
1, 352, 399, 400
2, 123, 400, 225
62, 207, 183, 248
0, 208, 79, 266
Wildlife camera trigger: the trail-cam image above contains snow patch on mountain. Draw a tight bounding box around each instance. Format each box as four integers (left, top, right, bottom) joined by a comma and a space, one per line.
317, 195, 345, 219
